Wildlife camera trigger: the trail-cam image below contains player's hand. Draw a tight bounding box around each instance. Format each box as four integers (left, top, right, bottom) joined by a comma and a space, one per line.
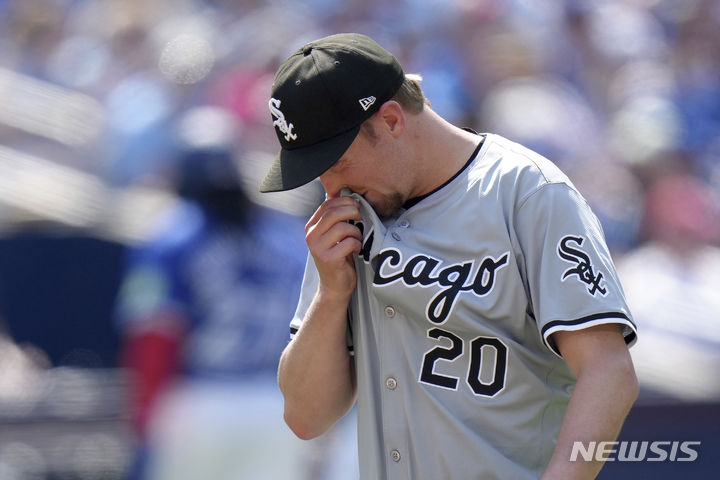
305, 196, 362, 303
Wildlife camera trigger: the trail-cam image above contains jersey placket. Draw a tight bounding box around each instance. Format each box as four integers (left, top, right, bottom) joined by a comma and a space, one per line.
352, 197, 414, 479
378, 217, 413, 479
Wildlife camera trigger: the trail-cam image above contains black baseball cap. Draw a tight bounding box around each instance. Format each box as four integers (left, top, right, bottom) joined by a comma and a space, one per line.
259, 33, 405, 193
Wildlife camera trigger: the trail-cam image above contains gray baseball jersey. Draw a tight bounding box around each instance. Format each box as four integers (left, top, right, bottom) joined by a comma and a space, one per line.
290, 133, 637, 480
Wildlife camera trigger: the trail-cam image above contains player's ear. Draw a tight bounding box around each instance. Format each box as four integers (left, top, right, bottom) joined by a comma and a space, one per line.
377, 101, 405, 139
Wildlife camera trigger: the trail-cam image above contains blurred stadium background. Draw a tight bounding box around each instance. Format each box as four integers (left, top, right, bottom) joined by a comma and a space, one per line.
0, 0, 719, 479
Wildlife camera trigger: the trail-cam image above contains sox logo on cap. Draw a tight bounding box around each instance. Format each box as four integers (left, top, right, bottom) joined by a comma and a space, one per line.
269, 98, 297, 142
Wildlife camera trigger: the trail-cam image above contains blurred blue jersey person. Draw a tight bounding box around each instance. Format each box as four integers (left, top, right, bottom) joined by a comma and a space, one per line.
114, 121, 333, 479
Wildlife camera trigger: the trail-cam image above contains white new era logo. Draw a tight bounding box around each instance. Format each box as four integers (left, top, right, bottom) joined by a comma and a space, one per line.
359, 96, 376, 111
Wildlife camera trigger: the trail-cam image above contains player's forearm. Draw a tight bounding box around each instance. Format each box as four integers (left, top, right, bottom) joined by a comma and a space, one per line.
278, 291, 357, 440
541, 354, 638, 480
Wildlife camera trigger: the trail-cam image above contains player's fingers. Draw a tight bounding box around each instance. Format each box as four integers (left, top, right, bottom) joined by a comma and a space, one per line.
308, 221, 362, 258
305, 197, 360, 234
328, 236, 363, 260
307, 206, 361, 240
306, 205, 360, 239
306, 208, 362, 252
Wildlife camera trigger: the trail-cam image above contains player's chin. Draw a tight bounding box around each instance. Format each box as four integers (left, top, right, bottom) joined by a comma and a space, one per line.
369, 192, 404, 219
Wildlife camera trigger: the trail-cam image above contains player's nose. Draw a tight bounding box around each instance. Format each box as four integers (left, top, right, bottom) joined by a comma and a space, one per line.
319, 171, 343, 199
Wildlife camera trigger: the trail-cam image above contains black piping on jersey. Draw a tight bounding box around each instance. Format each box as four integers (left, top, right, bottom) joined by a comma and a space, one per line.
541, 311, 637, 356
402, 130, 485, 210
347, 307, 355, 355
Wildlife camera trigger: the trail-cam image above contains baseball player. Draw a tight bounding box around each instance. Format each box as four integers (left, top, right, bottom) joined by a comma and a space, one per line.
114, 141, 335, 480
261, 33, 639, 480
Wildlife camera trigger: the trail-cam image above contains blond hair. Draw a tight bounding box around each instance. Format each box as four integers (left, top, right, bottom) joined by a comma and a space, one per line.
392, 74, 430, 113
360, 74, 429, 143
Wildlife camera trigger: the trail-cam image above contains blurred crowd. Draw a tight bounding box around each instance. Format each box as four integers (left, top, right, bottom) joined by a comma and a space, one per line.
0, 0, 718, 247
1, 0, 719, 479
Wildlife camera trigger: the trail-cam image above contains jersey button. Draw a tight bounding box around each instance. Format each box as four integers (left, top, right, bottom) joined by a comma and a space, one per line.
398, 219, 410, 228
391, 231, 401, 241
386, 377, 397, 390
384, 306, 396, 318
390, 449, 401, 462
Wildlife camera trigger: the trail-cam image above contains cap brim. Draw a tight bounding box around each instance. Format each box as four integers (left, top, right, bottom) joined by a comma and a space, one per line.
259, 125, 361, 193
